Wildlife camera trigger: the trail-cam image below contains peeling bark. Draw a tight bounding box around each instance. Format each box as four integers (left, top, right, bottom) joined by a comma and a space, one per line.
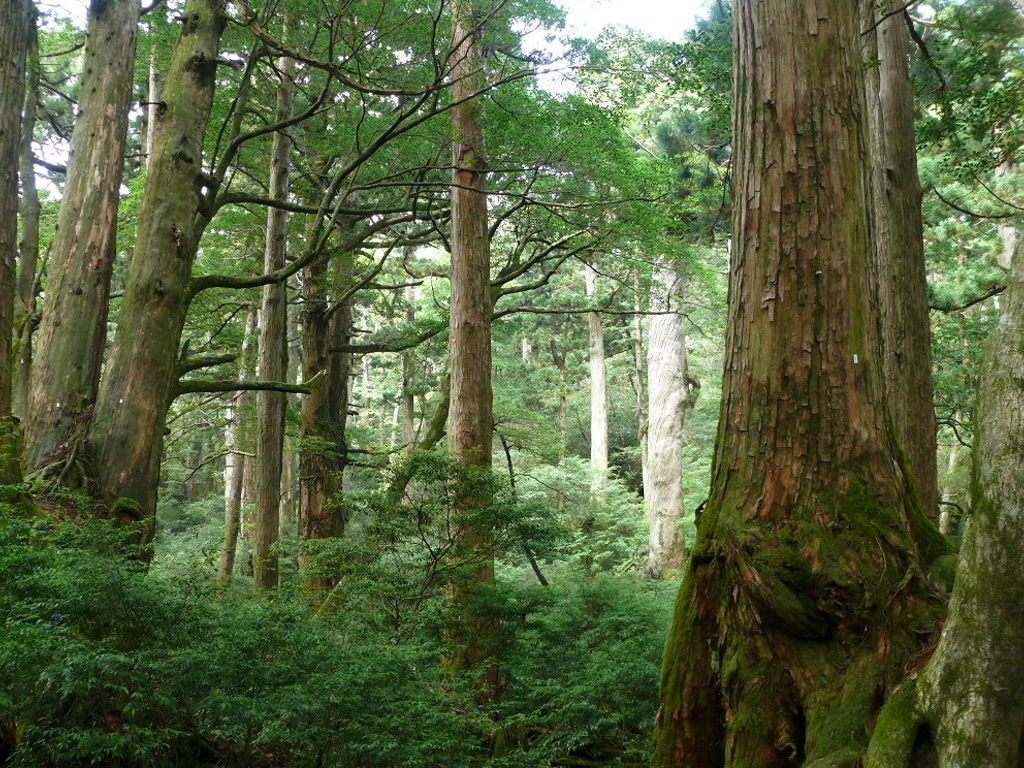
861, 0, 939, 520
652, 1, 946, 764
445, 0, 498, 694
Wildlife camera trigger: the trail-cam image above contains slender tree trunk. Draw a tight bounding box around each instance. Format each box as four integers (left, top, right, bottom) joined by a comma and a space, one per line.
24, 0, 141, 470
861, 0, 939, 520
549, 338, 568, 462
402, 284, 417, 449
446, 0, 497, 693
644, 262, 689, 578
0, 0, 29, 482
145, 20, 164, 167
632, 270, 648, 493
652, 1, 946, 764
218, 308, 256, 580
253, 45, 295, 590
13, 14, 38, 423
866, 238, 1024, 768
584, 263, 607, 487
87, 0, 227, 533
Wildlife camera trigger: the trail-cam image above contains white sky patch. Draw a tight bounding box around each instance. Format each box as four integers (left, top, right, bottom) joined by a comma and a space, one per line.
557, 0, 708, 42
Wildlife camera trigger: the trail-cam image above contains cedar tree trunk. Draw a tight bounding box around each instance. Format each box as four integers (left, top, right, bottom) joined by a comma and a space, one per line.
25, 0, 141, 470
584, 263, 608, 486
253, 47, 295, 590
87, 0, 226, 532
651, 1, 946, 765
446, 0, 498, 693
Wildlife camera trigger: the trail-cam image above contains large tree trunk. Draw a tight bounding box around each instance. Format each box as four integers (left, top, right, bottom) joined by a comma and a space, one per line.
861, 0, 939, 520
252, 46, 295, 590
643, 262, 690, 578
584, 263, 608, 487
87, 0, 226, 533
218, 308, 257, 580
24, 0, 141, 470
0, 0, 29, 482
446, 0, 497, 694
298, 253, 352, 590
13, 14, 38, 423
651, 2, 946, 765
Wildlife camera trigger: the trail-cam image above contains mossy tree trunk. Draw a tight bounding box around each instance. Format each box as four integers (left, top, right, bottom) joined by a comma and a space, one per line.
13, 14, 38, 424
0, 0, 29, 419
446, 0, 498, 696
87, 0, 226, 532
253, 44, 295, 590
24, 0, 141, 470
861, 0, 939, 520
298, 252, 352, 592
651, 1, 946, 765
864, 180, 1024, 768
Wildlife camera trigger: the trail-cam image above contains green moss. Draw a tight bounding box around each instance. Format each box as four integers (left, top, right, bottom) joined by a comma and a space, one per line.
863, 676, 921, 768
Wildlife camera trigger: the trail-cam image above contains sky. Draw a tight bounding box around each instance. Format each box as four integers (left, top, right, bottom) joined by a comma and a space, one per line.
557, 0, 708, 41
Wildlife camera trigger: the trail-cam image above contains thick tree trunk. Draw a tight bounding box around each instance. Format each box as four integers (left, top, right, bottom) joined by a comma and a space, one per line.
252, 47, 295, 590
866, 243, 1024, 768
298, 254, 352, 590
861, 0, 939, 520
584, 264, 607, 487
24, 0, 141, 470
446, 0, 497, 693
651, 2, 946, 765
87, 0, 226, 533
218, 308, 256, 580
0, 0, 29, 481
13, 15, 38, 423
643, 262, 689, 578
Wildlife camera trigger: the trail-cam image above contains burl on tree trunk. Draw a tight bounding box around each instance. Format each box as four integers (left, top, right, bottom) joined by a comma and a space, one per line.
651, 0, 947, 765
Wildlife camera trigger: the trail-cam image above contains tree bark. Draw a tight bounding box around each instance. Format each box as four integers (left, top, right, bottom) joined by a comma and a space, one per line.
861, 0, 940, 521
402, 281, 417, 449
584, 263, 608, 487
13, 13, 38, 423
446, 0, 498, 695
87, 0, 226, 533
865, 237, 1024, 768
218, 308, 256, 581
651, 1, 946, 764
0, 0, 29, 481
644, 262, 690, 578
632, 270, 648, 493
253, 44, 295, 590
24, 0, 141, 470
298, 253, 352, 591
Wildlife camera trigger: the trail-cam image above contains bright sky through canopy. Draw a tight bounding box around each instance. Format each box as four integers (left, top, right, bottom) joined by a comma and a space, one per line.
558, 0, 709, 40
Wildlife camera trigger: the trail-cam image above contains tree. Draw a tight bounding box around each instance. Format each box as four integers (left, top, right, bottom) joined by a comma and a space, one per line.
861, 0, 939, 519
651, 0, 946, 764
643, 260, 690, 578
252, 42, 295, 590
584, 263, 608, 487
0, 0, 29, 468
446, 0, 498, 692
24, 0, 141, 470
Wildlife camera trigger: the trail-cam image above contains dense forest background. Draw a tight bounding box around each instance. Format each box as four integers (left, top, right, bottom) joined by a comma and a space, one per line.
1, 0, 1023, 765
